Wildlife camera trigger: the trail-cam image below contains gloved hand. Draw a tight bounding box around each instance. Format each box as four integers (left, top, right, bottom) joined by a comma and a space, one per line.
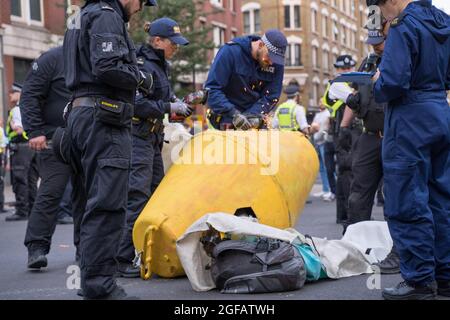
169, 101, 193, 117
338, 127, 352, 150
138, 71, 154, 96
232, 111, 252, 130
346, 92, 361, 112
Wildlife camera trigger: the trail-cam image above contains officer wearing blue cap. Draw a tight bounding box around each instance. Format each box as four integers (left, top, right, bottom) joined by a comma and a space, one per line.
115, 17, 192, 278
205, 29, 287, 130
62, 0, 157, 300
371, 0, 450, 300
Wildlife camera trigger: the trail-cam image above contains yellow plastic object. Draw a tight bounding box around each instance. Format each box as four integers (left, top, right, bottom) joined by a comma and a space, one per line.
133, 130, 319, 278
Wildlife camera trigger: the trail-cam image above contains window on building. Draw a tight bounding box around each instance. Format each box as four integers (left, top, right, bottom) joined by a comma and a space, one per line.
332, 0, 337, 8
213, 25, 226, 57
294, 44, 302, 66
229, 0, 235, 12
242, 4, 261, 34
322, 51, 329, 71
313, 83, 320, 106
311, 10, 318, 32
14, 57, 33, 85
285, 45, 292, 67
322, 16, 328, 37
285, 4, 301, 29
210, 0, 223, 8
286, 43, 302, 67
341, 26, 346, 45
312, 47, 319, 68
10, 0, 43, 25
332, 21, 339, 41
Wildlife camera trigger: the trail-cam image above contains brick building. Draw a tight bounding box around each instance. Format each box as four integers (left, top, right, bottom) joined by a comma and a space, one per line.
241, 0, 369, 110
0, 0, 75, 122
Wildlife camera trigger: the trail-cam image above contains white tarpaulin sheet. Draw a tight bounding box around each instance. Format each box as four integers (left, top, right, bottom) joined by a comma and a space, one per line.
176, 213, 393, 292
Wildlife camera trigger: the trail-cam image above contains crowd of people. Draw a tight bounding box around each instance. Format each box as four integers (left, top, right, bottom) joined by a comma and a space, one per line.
1, 0, 448, 300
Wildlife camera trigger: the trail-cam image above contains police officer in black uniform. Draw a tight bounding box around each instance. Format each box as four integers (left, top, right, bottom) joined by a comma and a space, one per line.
63, 0, 157, 300
116, 18, 192, 277
20, 46, 76, 269
5, 83, 39, 222
344, 17, 400, 274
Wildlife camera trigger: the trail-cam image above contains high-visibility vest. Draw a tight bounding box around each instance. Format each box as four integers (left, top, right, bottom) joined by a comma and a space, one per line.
275, 101, 300, 131
6, 109, 28, 142
321, 82, 350, 118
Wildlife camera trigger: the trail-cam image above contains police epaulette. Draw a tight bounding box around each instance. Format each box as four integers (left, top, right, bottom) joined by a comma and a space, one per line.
390, 11, 406, 27
137, 57, 145, 65
101, 5, 114, 11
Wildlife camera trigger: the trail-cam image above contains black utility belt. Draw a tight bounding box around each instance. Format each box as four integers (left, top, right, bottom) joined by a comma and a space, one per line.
72, 97, 132, 128
132, 117, 165, 135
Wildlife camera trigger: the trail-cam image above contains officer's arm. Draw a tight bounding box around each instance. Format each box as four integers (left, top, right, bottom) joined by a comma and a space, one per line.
340, 106, 355, 128
374, 24, 415, 103
295, 106, 309, 131
204, 46, 237, 115
247, 65, 284, 115
272, 110, 279, 129
20, 52, 54, 139
89, 10, 140, 90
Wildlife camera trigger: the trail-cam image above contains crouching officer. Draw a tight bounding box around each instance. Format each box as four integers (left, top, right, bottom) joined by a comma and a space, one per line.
369, 0, 450, 300
63, 0, 157, 300
205, 29, 287, 130
21, 46, 76, 269
116, 18, 191, 277
272, 83, 310, 135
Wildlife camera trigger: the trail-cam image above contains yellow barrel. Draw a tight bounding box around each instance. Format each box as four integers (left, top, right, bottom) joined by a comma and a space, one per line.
133, 130, 319, 279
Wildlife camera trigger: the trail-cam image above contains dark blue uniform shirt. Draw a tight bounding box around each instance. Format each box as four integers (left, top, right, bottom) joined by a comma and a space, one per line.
134, 44, 172, 120
205, 36, 284, 122
374, 0, 450, 105
63, 0, 141, 104
20, 46, 71, 139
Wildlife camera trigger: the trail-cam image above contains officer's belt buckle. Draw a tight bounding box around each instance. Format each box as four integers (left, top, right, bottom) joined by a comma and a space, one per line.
72, 97, 96, 108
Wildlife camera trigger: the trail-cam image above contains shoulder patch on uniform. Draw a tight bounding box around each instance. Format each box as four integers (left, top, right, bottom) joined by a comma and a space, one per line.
390, 12, 406, 27
137, 57, 145, 65
32, 61, 39, 71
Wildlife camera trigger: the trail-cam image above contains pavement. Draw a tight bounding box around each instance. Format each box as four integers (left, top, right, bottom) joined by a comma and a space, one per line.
0, 183, 448, 301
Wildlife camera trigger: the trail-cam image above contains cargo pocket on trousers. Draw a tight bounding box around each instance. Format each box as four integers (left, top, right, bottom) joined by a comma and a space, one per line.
383, 160, 419, 221
96, 158, 130, 211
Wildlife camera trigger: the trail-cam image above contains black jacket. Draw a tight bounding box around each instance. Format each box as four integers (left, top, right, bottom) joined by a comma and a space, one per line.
63, 0, 141, 104
20, 46, 71, 139
134, 44, 173, 120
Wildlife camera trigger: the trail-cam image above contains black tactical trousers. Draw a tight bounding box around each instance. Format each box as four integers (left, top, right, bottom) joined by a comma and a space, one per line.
24, 148, 73, 253
67, 105, 131, 299
0, 155, 5, 209
116, 131, 164, 264
10, 143, 38, 216
347, 132, 383, 224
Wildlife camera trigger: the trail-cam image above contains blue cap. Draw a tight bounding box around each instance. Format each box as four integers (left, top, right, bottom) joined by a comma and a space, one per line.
148, 17, 189, 46
11, 82, 22, 92
261, 29, 287, 66
366, 29, 385, 45
144, 0, 158, 6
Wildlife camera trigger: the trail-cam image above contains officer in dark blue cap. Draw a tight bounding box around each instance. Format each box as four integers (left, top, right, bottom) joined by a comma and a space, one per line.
115, 17, 192, 278
62, 0, 157, 300
205, 29, 287, 130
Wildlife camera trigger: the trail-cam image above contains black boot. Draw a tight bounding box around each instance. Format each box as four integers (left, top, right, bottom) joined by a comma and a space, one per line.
117, 262, 140, 278
5, 212, 28, 221
373, 246, 400, 274
382, 281, 437, 300
84, 285, 139, 300
27, 247, 48, 269
437, 280, 450, 297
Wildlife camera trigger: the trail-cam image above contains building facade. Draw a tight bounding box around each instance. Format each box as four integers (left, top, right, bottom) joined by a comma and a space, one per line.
241, 0, 369, 110
0, 0, 72, 121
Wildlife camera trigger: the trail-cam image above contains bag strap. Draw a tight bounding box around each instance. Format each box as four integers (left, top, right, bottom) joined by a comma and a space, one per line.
212, 240, 257, 257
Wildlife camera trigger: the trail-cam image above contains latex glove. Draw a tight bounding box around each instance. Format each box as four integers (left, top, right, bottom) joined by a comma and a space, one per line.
169, 101, 193, 117
138, 71, 154, 96
232, 111, 252, 130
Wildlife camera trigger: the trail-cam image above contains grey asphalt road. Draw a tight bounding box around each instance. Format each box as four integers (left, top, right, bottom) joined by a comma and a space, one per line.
0, 184, 446, 301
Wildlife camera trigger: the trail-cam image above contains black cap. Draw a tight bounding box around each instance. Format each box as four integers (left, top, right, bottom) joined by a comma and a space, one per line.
144, 0, 158, 6
334, 55, 356, 69
11, 82, 22, 93
284, 84, 300, 98
148, 17, 189, 46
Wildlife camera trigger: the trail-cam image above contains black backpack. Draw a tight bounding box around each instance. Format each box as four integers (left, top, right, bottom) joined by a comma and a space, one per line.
210, 237, 306, 294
